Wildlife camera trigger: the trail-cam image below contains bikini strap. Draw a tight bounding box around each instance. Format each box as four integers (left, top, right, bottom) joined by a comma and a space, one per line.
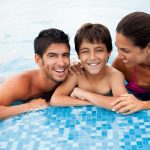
132, 66, 136, 82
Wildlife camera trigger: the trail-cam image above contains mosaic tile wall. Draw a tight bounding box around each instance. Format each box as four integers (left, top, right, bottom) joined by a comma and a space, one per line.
0, 106, 150, 150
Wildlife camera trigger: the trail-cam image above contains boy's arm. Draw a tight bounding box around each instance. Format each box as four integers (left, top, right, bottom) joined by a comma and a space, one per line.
50, 73, 92, 106
70, 87, 117, 110
70, 70, 128, 110
110, 70, 128, 96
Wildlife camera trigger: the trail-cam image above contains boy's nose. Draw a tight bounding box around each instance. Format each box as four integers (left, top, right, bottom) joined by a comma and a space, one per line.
89, 52, 95, 60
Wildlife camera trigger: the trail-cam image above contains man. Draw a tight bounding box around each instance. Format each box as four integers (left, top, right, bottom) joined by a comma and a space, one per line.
0, 28, 70, 119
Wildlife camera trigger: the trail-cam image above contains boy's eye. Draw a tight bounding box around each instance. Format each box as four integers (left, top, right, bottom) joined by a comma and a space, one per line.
80, 49, 89, 54
96, 49, 103, 52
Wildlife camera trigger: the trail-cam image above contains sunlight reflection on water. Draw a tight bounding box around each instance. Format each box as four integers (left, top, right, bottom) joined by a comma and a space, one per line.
0, 0, 149, 79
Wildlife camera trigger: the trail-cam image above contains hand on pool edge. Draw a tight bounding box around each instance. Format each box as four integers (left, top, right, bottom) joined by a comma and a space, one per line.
27, 98, 49, 111
110, 94, 147, 115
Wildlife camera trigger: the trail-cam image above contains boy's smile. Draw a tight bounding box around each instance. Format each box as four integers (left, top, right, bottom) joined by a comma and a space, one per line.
79, 41, 110, 75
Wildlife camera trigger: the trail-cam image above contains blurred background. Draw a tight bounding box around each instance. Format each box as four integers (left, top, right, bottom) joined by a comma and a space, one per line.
0, 0, 149, 81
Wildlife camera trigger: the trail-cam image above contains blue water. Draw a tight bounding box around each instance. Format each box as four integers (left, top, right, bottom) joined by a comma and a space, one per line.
0, 0, 150, 79
0, 0, 150, 150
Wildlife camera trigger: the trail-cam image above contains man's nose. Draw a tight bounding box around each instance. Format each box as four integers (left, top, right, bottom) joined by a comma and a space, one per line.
57, 56, 65, 66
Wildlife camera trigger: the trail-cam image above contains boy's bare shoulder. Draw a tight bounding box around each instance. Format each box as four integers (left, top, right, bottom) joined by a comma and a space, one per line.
106, 66, 124, 77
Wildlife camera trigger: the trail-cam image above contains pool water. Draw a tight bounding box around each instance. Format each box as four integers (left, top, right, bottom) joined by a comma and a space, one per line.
0, 106, 150, 150
0, 0, 150, 150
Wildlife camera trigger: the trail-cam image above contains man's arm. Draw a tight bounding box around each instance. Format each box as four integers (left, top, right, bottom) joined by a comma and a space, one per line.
0, 75, 48, 120
50, 73, 92, 106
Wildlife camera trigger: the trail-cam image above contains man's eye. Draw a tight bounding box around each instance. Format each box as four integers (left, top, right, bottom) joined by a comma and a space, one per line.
63, 54, 70, 57
48, 54, 56, 58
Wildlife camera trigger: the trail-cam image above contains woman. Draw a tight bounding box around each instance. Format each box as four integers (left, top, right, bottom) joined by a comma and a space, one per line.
111, 12, 150, 114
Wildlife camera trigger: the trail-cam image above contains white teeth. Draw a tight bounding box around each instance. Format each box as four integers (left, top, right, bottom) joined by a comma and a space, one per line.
88, 63, 98, 66
122, 60, 128, 63
55, 69, 64, 72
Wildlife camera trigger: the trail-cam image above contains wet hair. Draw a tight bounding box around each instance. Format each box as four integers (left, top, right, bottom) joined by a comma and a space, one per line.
74, 23, 112, 54
116, 12, 150, 49
34, 28, 70, 57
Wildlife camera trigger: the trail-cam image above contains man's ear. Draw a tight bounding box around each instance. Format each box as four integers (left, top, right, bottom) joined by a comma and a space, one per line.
35, 54, 43, 66
145, 42, 150, 54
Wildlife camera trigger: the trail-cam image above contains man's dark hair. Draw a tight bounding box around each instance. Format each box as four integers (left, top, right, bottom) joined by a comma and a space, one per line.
34, 28, 70, 57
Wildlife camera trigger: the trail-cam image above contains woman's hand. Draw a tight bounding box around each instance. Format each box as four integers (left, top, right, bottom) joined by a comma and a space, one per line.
111, 94, 147, 115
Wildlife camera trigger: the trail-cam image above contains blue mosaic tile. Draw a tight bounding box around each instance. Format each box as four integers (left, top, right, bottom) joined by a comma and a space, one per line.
0, 106, 150, 150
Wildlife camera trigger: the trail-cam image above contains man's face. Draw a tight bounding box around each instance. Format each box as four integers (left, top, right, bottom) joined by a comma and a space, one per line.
38, 43, 70, 83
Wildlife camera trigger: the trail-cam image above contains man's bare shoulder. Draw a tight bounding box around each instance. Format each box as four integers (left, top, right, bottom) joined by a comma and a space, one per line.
0, 69, 39, 103
2, 69, 37, 86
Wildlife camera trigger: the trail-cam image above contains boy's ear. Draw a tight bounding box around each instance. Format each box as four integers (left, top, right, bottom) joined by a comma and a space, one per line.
147, 42, 150, 50
35, 54, 43, 66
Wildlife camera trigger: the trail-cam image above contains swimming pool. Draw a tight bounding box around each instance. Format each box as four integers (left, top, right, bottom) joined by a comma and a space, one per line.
0, 0, 150, 150
0, 106, 150, 150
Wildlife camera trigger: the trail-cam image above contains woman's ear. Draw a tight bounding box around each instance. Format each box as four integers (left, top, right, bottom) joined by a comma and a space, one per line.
35, 54, 43, 67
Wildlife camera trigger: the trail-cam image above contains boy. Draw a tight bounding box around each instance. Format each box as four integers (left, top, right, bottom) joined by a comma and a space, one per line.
51, 23, 127, 110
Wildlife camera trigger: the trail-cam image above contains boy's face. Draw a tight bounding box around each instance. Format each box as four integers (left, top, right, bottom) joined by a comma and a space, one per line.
36, 43, 70, 83
79, 40, 110, 75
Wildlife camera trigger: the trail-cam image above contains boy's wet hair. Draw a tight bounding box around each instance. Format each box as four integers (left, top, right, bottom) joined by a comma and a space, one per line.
74, 23, 112, 54
34, 28, 70, 57
116, 12, 150, 49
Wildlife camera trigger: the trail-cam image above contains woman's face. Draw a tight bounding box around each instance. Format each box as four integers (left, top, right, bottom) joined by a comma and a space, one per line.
115, 32, 149, 66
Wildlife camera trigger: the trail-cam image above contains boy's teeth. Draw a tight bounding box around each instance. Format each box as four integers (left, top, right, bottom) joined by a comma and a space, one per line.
89, 63, 97, 66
